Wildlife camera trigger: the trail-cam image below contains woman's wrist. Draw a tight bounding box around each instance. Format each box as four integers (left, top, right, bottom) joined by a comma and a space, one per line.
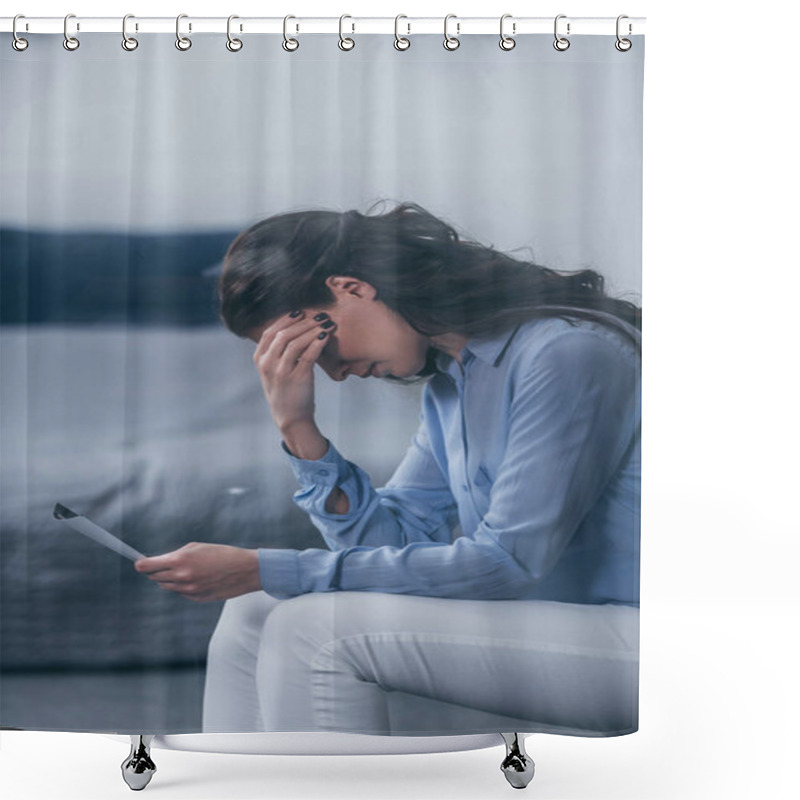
280, 420, 329, 461
247, 548, 263, 594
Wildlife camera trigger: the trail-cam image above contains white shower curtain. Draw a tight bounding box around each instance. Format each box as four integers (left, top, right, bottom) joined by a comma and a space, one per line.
0, 22, 643, 738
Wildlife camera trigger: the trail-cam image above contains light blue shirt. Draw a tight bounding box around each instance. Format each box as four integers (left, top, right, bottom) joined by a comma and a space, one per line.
258, 308, 641, 606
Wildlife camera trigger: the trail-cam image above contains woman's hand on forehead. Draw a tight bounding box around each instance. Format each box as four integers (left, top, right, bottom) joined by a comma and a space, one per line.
253, 309, 333, 350
251, 309, 337, 431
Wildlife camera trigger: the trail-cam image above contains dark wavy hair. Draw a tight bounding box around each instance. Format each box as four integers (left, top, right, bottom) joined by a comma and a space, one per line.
217, 200, 641, 381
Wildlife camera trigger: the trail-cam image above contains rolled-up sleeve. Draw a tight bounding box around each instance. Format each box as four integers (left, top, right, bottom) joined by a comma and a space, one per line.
259, 329, 639, 601
280, 418, 459, 551
258, 407, 461, 598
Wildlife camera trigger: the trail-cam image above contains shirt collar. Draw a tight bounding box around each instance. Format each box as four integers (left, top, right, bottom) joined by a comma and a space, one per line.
433, 324, 521, 373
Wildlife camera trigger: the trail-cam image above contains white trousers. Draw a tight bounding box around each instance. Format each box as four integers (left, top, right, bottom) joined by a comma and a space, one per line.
202, 591, 639, 737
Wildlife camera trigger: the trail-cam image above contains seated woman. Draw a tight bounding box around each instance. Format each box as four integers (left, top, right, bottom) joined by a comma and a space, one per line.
134, 201, 641, 736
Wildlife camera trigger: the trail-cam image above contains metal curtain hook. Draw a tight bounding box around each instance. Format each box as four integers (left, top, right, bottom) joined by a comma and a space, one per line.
12, 14, 29, 51
227, 15, 243, 51
553, 14, 570, 51
394, 14, 410, 51
63, 13, 80, 51
122, 14, 138, 51
499, 13, 516, 50
615, 14, 632, 51
339, 14, 355, 51
443, 14, 460, 51
176, 13, 192, 50
283, 15, 299, 51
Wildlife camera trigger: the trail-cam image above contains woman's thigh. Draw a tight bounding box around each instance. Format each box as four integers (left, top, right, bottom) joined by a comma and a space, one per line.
258, 592, 639, 735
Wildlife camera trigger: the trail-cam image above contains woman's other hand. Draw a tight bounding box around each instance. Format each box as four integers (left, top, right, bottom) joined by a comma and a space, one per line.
253, 310, 335, 433
134, 543, 261, 602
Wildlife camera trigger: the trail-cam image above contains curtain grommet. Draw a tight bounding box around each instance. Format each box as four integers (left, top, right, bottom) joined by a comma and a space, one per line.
338, 15, 355, 51
615, 15, 633, 51
12, 15, 29, 51
226, 15, 243, 52
553, 14, 570, 51
443, 14, 460, 51
122, 15, 138, 51
394, 15, 410, 51
63, 14, 80, 51
283, 15, 299, 52
175, 14, 192, 51
499, 14, 516, 50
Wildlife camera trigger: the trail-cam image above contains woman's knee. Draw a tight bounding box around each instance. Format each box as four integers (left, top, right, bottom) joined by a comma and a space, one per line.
208, 590, 280, 652
259, 592, 341, 668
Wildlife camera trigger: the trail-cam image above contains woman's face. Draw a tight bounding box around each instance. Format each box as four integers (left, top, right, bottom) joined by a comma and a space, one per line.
250, 277, 431, 381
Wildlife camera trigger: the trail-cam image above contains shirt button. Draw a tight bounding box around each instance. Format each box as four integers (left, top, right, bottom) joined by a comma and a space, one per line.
318, 469, 329, 477
461, 483, 469, 492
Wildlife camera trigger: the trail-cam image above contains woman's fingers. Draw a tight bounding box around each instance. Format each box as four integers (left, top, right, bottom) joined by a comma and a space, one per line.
278, 324, 335, 375
253, 311, 337, 384
253, 311, 312, 363
135, 555, 176, 576
250, 312, 334, 431
254, 312, 328, 368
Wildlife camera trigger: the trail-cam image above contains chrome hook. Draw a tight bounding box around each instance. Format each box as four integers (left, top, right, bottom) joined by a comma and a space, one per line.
499, 13, 516, 51
63, 13, 80, 51
176, 13, 192, 51
122, 14, 138, 51
283, 15, 299, 52
394, 14, 410, 51
615, 15, 633, 51
339, 14, 355, 51
443, 14, 460, 51
227, 15, 243, 51
553, 14, 570, 52
12, 14, 28, 51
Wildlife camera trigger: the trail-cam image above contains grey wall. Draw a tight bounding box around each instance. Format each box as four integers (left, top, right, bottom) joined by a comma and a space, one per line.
1, 32, 643, 297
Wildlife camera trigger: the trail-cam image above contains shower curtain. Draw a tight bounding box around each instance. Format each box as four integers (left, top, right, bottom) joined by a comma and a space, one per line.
0, 23, 644, 737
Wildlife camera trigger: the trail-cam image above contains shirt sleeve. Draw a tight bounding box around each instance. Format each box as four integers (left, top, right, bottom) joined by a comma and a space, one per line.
277, 410, 460, 552
259, 329, 640, 600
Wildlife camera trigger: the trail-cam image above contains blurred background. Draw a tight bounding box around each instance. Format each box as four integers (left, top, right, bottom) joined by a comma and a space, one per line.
0, 30, 642, 732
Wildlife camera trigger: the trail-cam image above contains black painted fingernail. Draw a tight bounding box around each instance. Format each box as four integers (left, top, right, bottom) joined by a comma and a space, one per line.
320, 320, 335, 329
314, 312, 329, 321
317, 331, 328, 340
289, 310, 302, 318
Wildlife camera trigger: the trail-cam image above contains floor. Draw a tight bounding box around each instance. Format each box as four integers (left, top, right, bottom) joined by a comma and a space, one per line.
0, 665, 206, 733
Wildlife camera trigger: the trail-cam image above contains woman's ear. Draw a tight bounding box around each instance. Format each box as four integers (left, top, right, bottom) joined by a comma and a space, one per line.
325, 275, 376, 300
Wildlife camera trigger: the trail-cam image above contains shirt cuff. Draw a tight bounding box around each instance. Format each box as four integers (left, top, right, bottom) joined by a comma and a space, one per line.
281, 438, 348, 489
257, 547, 301, 599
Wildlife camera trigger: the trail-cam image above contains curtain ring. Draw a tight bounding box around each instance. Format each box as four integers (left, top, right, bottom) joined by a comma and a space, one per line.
176, 14, 192, 51
394, 15, 410, 51
12, 15, 29, 51
283, 15, 299, 51
615, 15, 632, 51
227, 15, 243, 51
499, 14, 516, 50
443, 14, 460, 51
122, 15, 138, 51
63, 13, 80, 51
553, 14, 570, 51
338, 14, 355, 51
